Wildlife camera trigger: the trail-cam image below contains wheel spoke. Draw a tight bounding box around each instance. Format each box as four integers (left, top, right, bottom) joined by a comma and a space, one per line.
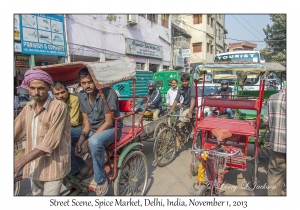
118, 153, 147, 196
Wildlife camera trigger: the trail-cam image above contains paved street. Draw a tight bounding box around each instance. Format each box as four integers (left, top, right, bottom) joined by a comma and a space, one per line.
17, 137, 269, 196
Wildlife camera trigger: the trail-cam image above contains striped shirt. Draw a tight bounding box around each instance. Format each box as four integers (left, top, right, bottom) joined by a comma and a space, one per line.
262, 91, 286, 153
14, 97, 71, 181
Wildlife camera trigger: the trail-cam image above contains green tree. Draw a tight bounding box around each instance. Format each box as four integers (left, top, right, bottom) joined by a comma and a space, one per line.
261, 14, 286, 66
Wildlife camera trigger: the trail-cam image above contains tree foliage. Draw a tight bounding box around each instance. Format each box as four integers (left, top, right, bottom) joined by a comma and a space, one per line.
260, 14, 286, 66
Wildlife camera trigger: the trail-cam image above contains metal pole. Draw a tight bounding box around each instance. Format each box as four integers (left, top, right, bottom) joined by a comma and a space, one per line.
29, 54, 35, 69
64, 14, 71, 63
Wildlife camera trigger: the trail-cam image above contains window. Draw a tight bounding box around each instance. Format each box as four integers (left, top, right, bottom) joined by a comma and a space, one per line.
211, 18, 213, 27
210, 45, 213, 54
193, 43, 202, 53
147, 14, 158, 23
139, 14, 146, 18
156, 80, 163, 87
207, 43, 210, 53
207, 16, 210, 25
219, 29, 221, 40
193, 14, 202, 24
161, 14, 169, 28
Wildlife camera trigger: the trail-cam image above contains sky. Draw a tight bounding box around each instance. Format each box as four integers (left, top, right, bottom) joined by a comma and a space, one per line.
225, 14, 273, 50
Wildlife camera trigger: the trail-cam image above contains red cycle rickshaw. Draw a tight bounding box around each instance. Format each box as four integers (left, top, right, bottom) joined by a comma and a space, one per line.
190, 63, 268, 195
14, 58, 149, 196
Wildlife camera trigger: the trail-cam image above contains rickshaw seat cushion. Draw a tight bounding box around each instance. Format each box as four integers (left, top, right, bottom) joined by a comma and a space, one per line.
212, 128, 232, 142
119, 100, 133, 112
202, 98, 260, 110
107, 126, 144, 149
196, 118, 256, 136
142, 111, 153, 117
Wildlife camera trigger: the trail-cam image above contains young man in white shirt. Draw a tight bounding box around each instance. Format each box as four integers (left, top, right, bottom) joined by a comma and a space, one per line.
166, 79, 183, 113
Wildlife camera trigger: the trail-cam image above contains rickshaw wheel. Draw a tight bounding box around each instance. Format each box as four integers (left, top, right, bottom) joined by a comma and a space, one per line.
190, 132, 202, 176
190, 151, 199, 176
153, 122, 168, 140
114, 150, 148, 196
154, 127, 176, 167
198, 183, 211, 196
14, 181, 20, 196
251, 156, 258, 188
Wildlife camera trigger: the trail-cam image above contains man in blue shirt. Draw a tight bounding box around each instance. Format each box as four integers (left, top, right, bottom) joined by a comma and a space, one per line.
70, 68, 122, 195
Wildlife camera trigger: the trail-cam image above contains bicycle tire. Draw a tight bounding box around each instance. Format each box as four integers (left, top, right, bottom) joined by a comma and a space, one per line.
154, 127, 177, 167
114, 150, 148, 196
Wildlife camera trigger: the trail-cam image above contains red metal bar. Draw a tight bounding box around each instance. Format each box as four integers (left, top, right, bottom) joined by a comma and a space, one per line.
132, 79, 136, 138
201, 73, 206, 120
194, 80, 199, 144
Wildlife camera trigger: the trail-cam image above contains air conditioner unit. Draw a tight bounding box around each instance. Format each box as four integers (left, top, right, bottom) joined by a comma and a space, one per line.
127, 14, 138, 25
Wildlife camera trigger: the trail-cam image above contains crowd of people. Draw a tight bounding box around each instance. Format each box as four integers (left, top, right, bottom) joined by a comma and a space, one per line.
14, 67, 286, 196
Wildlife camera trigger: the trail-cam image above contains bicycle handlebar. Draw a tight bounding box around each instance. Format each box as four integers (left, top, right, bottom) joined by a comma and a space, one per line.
193, 143, 242, 158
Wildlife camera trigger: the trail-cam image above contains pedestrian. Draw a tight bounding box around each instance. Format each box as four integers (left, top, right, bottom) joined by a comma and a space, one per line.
48, 90, 54, 99
263, 89, 286, 196
14, 91, 20, 110
166, 79, 183, 110
14, 69, 71, 196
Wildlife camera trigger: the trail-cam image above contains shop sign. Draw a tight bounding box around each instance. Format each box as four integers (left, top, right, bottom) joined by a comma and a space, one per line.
14, 42, 22, 53
126, 38, 163, 59
14, 15, 20, 40
19, 14, 66, 56
182, 49, 190, 58
173, 55, 184, 68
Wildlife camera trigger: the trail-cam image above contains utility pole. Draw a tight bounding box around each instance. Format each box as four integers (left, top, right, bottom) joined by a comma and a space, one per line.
64, 14, 71, 63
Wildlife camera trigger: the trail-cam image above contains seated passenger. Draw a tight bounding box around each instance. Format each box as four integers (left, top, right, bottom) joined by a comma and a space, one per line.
214, 80, 233, 119
70, 68, 122, 195
267, 81, 277, 91
51, 81, 83, 129
135, 80, 162, 120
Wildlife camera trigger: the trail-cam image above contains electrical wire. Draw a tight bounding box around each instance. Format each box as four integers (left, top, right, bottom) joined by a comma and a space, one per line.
173, 17, 284, 43
239, 15, 266, 38
231, 15, 263, 41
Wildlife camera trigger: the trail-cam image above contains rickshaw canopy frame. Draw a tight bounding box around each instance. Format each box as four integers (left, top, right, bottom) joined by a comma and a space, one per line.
35, 57, 137, 89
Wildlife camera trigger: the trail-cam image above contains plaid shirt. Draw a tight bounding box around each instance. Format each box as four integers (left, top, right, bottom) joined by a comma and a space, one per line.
262, 91, 286, 153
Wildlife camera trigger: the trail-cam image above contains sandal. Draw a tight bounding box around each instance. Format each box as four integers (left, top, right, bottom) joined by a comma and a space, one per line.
95, 179, 109, 196
75, 166, 94, 182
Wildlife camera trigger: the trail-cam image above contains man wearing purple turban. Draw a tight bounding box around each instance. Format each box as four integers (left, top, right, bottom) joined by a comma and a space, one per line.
14, 69, 71, 196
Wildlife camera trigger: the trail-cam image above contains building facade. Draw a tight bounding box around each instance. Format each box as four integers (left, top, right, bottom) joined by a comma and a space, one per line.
171, 14, 192, 72
228, 42, 257, 52
66, 14, 172, 72
15, 14, 172, 78
177, 14, 228, 71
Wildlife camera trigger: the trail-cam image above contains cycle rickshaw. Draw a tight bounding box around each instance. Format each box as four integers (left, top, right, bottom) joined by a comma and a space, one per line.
14, 58, 149, 196
190, 62, 270, 195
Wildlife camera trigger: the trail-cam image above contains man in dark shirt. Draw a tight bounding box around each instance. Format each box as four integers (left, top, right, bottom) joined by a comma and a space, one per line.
70, 68, 122, 195
136, 80, 162, 120
169, 73, 195, 141
215, 80, 233, 119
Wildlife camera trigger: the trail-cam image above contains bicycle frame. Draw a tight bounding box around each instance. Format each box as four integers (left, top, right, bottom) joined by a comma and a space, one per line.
192, 144, 242, 196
